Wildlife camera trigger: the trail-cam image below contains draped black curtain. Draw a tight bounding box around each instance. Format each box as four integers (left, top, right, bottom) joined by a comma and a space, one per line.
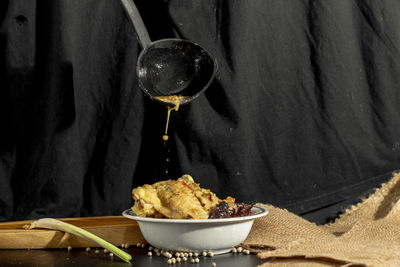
1, 0, 400, 223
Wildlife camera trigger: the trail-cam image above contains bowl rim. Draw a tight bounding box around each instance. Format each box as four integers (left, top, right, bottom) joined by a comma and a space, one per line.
122, 205, 268, 224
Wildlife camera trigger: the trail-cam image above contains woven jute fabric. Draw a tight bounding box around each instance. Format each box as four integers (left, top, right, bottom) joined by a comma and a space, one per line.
243, 172, 400, 267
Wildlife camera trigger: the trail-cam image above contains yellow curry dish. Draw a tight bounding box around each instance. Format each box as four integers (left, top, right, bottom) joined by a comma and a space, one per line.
131, 174, 252, 219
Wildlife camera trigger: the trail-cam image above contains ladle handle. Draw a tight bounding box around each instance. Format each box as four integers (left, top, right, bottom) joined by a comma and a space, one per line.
120, 0, 152, 49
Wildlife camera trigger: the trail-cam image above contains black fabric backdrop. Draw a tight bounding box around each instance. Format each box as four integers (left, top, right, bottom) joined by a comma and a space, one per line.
1, 0, 400, 223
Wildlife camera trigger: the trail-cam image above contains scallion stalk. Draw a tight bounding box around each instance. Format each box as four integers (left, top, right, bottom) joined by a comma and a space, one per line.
24, 218, 132, 263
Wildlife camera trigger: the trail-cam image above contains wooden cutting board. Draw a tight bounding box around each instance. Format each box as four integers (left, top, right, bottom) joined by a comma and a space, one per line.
0, 216, 146, 249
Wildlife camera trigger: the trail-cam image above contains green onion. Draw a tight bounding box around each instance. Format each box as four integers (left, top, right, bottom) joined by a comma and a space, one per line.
24, 218, 132, 263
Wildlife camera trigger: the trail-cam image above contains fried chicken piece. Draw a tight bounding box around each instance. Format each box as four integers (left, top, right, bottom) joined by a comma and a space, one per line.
131, 184, 163, 217
131, 175, 223, 219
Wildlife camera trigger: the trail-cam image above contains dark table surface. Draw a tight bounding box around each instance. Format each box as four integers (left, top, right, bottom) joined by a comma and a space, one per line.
0, 247, 266, 267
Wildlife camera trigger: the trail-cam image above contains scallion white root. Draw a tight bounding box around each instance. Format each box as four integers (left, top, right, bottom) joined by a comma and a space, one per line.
24, 218, 132, 263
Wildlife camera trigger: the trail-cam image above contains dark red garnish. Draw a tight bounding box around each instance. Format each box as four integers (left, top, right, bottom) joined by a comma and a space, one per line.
209, 201, 253, 219
233, 202, 253, 217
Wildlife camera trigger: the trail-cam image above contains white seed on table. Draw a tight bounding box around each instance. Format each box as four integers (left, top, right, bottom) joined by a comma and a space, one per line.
156, 252, 161, 256
109, 253, 114, 257
125, 243, 130, 249
237, 247, 243, 253
212, 262, 217, 267
147, 251, 152, 256
121, 244, 125, 248
191, 258, 195, 263
202, 251, 207, 257
136, 243, 141, 247
175, 252, 180, 257
207, 251, 214, 257
104, 249, 109, 254
244, 249, 250, 255
193, 252, 199, 257
184, 252, 189, 257
95, 249, 100, 254
67, 246, 72, 251
167, 259, 172, 264
182, 256, 187, 262
176, 257, 181, 263
188, 252, 193, 257
86, 247, 91, 252
171, 258, 176, 264
163, 252, 172, 258
141, 243, 145, 248
232, 247, 237, 253
195, 258, 200, 263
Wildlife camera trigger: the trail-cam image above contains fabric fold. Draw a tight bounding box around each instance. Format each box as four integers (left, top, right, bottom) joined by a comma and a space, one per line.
243, 172, 400, 267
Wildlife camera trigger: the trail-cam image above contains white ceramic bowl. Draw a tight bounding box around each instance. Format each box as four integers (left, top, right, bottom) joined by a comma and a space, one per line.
122, 205, 268, 254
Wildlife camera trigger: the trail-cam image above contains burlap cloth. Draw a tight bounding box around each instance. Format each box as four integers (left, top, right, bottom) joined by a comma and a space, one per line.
242, 172, 400, 267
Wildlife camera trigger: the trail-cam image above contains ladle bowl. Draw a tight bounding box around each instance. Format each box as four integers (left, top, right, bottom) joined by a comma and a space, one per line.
137, 39, 217, 105
121, 0, 217, 105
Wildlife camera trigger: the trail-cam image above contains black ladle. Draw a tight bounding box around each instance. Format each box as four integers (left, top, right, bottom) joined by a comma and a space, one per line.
120, 0, 218, 105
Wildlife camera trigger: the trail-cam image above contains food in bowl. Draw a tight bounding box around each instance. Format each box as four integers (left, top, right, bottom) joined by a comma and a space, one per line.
131, 174, 253, 219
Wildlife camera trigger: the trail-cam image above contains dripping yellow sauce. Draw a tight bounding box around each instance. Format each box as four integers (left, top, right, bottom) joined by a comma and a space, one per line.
155, 95, 190, 141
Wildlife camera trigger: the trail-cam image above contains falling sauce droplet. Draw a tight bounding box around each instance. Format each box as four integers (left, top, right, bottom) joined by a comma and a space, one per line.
155, 95, 190, 141
154, 95, 190, 178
